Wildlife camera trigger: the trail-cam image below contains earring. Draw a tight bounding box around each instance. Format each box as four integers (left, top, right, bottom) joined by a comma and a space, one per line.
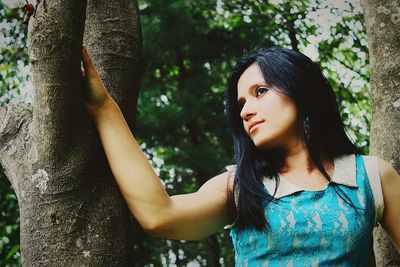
303, 116, 311, 140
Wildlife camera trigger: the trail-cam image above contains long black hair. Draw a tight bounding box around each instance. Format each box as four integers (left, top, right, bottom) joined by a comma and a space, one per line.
225, 46, 363, 231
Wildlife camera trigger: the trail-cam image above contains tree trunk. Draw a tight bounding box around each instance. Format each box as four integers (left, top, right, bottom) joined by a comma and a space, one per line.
361, 0, 400, 265
0, 0, 142, 265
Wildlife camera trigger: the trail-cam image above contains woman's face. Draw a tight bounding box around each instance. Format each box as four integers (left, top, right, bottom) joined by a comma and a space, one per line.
237, 63, 301, 150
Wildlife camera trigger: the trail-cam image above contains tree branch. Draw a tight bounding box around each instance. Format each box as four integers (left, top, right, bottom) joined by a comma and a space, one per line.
0, 102, 33, 197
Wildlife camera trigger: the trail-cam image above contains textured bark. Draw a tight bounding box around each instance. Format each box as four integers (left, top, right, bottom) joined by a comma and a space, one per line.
361, 0, 400, 265
83, 0, 143, 130
0, 0, 142, 265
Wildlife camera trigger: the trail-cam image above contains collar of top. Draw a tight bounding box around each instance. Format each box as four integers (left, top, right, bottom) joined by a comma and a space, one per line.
263, 154, 357, 199
225, 154, 358, 199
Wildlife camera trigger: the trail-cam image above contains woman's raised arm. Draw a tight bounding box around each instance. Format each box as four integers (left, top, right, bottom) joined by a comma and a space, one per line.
379, 158, 400, 252
81, 47, 235, 240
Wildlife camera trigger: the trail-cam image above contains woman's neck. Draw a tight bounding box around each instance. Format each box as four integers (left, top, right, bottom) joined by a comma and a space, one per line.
279, 142, 330, 174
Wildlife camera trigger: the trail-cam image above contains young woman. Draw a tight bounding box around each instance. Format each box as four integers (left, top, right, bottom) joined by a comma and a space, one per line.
81, 46, 399, 266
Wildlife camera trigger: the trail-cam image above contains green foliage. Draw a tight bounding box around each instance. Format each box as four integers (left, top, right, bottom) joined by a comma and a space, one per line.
317, 5, 370, 153
0, 2, 25, 265
1, 0, 372, 265
0, 2, 30, 106
0, 166, 21, 266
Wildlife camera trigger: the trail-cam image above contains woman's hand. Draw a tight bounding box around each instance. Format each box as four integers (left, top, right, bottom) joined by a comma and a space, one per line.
81, 47, 111, 114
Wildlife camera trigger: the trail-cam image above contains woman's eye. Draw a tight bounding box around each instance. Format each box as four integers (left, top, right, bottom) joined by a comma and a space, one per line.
256, 87, 268, 97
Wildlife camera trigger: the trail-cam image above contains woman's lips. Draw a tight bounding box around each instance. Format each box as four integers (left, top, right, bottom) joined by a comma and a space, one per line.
248, 121, 264, 133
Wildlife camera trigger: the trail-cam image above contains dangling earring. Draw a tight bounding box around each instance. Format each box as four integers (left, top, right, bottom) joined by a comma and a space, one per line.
303, 116, 311, 140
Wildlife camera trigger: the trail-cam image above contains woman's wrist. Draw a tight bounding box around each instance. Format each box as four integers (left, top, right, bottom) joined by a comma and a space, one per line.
86, 94, 117, 122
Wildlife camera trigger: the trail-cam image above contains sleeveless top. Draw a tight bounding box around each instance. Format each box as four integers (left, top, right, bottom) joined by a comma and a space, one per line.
224, 154, 384, 267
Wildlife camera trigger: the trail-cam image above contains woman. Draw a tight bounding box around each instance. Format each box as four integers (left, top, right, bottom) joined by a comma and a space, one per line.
81, 46, 399, 266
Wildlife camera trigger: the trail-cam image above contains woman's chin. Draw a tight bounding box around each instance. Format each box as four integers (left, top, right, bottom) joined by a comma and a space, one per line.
252, 138, 274, 150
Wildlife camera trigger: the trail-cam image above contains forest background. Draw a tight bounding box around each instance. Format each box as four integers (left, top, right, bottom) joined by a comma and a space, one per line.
0, 0, 380, 266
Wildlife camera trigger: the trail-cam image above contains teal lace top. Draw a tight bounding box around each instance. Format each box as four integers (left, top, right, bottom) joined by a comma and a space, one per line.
224, 154, 384, 267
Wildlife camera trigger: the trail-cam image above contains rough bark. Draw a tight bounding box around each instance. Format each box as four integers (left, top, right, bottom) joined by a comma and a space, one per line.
83, 0, 143, 130
361, 0, 400, 265
0, 0, 142, 265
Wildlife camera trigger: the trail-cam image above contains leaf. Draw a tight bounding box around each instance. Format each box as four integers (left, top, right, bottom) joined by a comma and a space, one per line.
5, 244, 20, 261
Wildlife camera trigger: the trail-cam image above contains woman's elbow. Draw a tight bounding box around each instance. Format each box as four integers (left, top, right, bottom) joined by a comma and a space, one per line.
142, 220, 166, 238
139, 216, 177, 239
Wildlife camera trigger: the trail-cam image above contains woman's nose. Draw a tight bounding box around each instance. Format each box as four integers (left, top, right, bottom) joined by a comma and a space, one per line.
240, 103, 256, 122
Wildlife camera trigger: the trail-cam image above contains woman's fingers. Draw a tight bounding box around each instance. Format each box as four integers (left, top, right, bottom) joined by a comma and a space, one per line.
81, 47, 97, 78
79, 46, 110, 109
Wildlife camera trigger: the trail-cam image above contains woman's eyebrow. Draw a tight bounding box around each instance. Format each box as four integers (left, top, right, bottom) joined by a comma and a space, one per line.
237, 83, 266, 104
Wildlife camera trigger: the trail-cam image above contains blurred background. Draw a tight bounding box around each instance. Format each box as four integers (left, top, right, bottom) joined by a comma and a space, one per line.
1, 0, 370, 266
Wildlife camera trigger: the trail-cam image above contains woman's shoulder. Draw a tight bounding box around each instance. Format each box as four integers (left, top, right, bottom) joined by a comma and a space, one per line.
360, 154, 397, 181
375, 156, 397, 176
367, 155, 400, 245
360, 154, 400, 226
200, 166, 235, 194
224, 164, 237, 173
372, 156, 399, 195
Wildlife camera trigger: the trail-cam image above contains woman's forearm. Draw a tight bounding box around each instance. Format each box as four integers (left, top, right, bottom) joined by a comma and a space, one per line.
90, 96, 173, 231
